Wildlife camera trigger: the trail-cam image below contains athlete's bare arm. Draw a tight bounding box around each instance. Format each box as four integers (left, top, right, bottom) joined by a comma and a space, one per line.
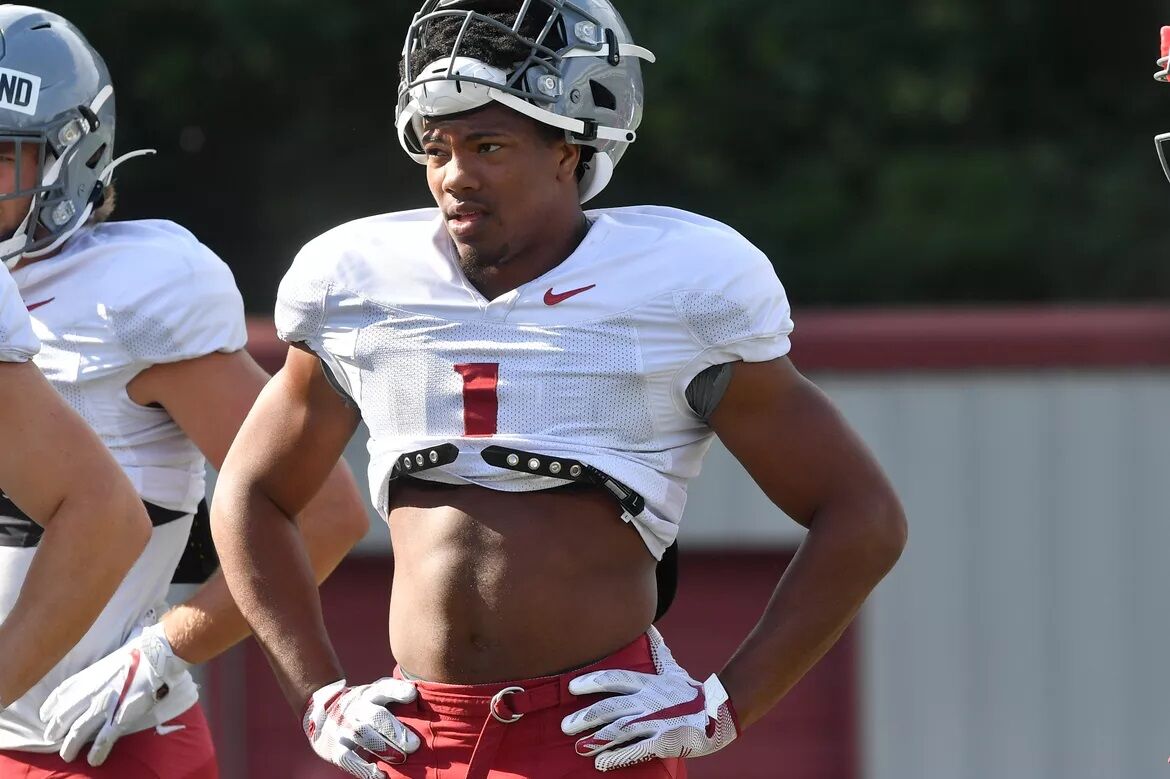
126, 349, 368, 665
0, 362, 150, 705
211, 346, 361, 707
708, 357, 907, 730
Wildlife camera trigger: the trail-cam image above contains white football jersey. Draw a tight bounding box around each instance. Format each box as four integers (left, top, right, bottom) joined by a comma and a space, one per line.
0, 219, 247, 750
0, 264, 37, 362
276, 206, 793, 558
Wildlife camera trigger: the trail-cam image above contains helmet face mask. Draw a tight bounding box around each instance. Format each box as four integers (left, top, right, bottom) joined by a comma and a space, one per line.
0, 133, 46, 206
1157, 131, 1170, 185
397, 0, 654, 203
0, 133, 46, 247
0, 104, 109, 260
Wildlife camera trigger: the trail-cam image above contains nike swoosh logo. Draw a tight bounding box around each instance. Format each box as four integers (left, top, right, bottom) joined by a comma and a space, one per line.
544, 285, 596, 306
156, 723, 187, 736
354, 741, 407, 766
25, 297, 54, 312
575, 734, 610, 756
624, 683, 706, 728
573, 682, 710, 756
113, 649, 142, 720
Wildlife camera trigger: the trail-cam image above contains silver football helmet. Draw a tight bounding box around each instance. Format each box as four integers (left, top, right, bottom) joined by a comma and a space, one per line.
0, 6, 152, 266
397, 0, 654, 203
1155, 26, 1170, 183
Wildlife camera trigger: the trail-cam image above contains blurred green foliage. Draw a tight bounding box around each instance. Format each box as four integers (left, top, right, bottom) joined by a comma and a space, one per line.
43, 0, 1170, 309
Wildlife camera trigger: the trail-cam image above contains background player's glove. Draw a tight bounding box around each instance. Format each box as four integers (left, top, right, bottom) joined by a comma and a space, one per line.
561, 627, 739, 771
40, 618, 191, 766
303, 677, 421, 779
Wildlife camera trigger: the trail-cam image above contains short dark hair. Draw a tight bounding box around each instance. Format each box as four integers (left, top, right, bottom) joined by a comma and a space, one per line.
401, 5, 559, 82
87, 180, 116, 225
402, 3, 594, 176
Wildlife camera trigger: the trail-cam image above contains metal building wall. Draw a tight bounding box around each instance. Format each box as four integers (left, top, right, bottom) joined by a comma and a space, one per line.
840, 372, 1170, 779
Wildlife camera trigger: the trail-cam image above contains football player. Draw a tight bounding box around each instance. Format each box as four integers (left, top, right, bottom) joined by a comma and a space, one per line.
214, 1, 908, 777
1155, 25, 1170, 181
0, 264, 150, 714
0, 7, 370, 778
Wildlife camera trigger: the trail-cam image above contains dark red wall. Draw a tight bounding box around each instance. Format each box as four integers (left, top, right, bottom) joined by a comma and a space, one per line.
205, 551, 857, 779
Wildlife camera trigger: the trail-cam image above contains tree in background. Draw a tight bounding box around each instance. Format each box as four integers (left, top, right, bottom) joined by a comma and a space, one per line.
48, 0, 1170, 308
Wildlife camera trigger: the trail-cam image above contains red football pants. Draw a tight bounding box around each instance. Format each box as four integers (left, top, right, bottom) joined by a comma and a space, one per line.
381, 632, 686, 778
0, 703, 217, 778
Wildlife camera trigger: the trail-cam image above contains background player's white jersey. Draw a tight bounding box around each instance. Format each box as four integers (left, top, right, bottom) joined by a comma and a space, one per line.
0, 219, 246, 751
276, 206, 793, 558
0, 264, 37, 362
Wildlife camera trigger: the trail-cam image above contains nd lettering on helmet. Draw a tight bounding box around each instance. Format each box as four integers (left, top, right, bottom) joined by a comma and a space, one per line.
396, 0, 654, 203
0, 68, 40, 115
0, 6, 153, 266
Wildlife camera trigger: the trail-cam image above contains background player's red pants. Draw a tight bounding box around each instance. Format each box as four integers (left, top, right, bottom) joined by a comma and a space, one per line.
0, 703, 217, 779
382, 632, 685, 778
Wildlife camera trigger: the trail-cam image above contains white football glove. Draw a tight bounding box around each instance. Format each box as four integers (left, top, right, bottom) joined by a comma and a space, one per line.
561, 627, 739, 771
40, 620, 192, 766
303, 677, 421, 779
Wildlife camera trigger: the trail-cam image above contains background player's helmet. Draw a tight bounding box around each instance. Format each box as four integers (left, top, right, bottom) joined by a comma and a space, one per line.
1154, 26, 1170, 182
0, 6, 149, 266
397, 0, 654, 203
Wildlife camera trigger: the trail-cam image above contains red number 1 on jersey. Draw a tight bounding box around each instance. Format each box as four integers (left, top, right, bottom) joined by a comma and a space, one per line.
454, 363, 499, 437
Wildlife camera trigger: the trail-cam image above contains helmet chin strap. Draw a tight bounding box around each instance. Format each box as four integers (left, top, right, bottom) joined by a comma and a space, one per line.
398, 87, 637, 160
97, 148, 156, 183
488, 89, 636, 143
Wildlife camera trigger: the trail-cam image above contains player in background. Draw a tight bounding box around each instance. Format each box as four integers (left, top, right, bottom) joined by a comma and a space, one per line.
1155, 26, 1170, 181
0, 7, 370, 778
1155, 30, 1170, 764
0, 263, 151, 712
214, 1, 907, 777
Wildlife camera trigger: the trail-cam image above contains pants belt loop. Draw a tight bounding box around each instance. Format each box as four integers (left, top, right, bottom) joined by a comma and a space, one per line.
466, 686, 525, 779
465, 681, 566, 779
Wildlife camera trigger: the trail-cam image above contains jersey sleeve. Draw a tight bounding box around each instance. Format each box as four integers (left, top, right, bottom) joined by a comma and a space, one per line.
0, 267, 38, 362
106, 242, 247, 366
671, 240, 794, 410
274, 237, 359, 404
274, 242, 330, 350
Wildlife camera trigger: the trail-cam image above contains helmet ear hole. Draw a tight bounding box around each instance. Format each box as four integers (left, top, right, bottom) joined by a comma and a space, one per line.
575, 145, 596, 182
590, 81, 616, 111
86, 144, 106, 169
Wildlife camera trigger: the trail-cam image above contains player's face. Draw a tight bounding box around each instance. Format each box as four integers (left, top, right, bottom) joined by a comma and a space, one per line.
0, 141, 40, 238
422, 103, 579, 270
